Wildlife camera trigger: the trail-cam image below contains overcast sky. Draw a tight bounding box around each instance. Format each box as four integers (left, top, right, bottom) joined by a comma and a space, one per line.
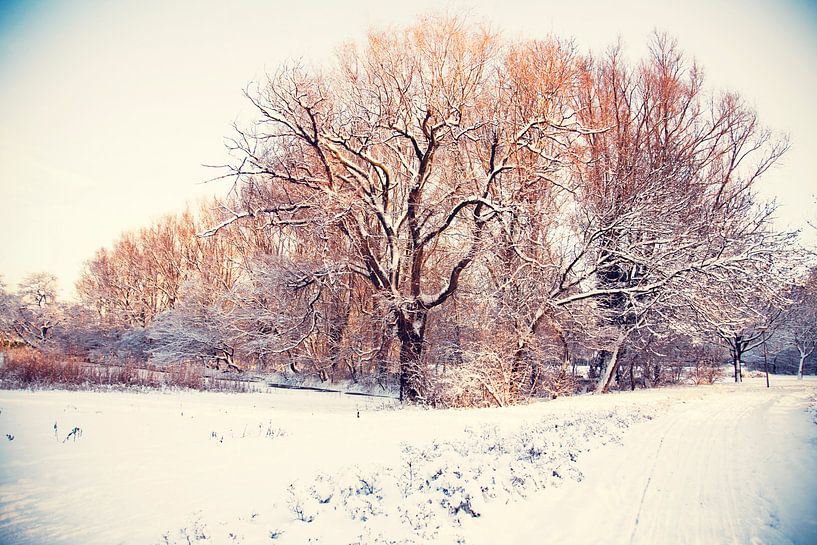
1, 0, 815, 296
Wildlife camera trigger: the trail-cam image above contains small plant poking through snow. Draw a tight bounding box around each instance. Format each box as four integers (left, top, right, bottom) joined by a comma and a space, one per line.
63, 427, 82, 443
209, 421, 284, 443
263, 421, 285, 439
161, 516, 210, 544
161, 405, 655, 544
287, 484, 316, 523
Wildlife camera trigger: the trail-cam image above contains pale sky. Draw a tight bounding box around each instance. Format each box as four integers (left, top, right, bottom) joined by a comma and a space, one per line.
1, 0, 815, 297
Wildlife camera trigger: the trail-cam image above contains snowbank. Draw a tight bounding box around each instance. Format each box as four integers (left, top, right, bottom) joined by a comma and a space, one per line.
1, 378, 815, 545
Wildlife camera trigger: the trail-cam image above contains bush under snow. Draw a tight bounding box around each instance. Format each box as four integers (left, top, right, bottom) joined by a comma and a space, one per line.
159, 407, 654, 545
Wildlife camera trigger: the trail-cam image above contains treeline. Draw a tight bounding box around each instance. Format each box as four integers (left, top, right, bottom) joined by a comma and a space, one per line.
2, 15, 816, 404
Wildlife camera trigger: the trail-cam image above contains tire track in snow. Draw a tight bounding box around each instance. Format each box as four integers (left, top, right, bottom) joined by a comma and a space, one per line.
476, 385, 817, 545
627, 411, 675, 545
627, 392, 791, 545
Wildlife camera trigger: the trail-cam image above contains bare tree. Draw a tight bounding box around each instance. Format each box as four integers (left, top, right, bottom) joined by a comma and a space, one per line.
500, 35, 792, 392
0, 277, 18, 348
686, 269, 792, 382
11, 273, 62, 349
225, 255, 328, 374
147, 277, 239, 370
780, 271, 817, 379
77, 213, 200, 327
147, 256, 328, 374
205, 16, 591, 401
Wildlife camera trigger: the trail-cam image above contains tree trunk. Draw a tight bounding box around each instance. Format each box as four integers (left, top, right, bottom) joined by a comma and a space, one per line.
345, 360, 359, 383
397, 306, 427, 403
596, 341, 625, 394
762, 342, 770, 388
398, 333, 424, 403
451, 298, 464, 370
732, 342, 743, 383
589, 350, 607, 380
798, 353, 806, 380
559, 332, 571, 375
327, 299, 351, 381
375, 334, 392, 381
511, 338, 530, 379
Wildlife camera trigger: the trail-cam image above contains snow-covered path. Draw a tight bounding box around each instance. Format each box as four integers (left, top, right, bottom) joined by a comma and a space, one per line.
473, 382, 817, 545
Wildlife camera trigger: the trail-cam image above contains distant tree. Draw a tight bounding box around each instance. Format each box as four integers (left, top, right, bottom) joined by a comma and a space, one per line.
12, 273, 62, 349
0, 277, 18, 346
687, 270, 793, 382
500, 34, 792, 392
223, 255, 327, 374
781, 272, 817, 379
18, 273, 57, 308
76, 213, 198, 328
147, 278, 238, 370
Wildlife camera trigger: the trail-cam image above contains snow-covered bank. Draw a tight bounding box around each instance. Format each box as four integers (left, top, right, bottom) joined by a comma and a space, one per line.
0, 378, 815, 544
473, 378, 817, 545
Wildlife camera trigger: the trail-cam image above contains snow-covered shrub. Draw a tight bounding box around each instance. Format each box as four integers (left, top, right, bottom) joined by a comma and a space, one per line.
164, 363, 205, 389
414, 339, 530, 408
537, 367, 579, 398
0, 347, 85, 387
286, 483, 319, 523
686, 359, 725, 385
340, 474, 386, 522
160, 516, 210, 544
160, 403, 656, 545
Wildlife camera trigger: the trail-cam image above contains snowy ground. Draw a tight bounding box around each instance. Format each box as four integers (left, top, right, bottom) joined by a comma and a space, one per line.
0, 377, 815, 545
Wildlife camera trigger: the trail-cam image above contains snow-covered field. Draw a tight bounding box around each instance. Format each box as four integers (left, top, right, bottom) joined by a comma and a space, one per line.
0, 377, 815, 545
